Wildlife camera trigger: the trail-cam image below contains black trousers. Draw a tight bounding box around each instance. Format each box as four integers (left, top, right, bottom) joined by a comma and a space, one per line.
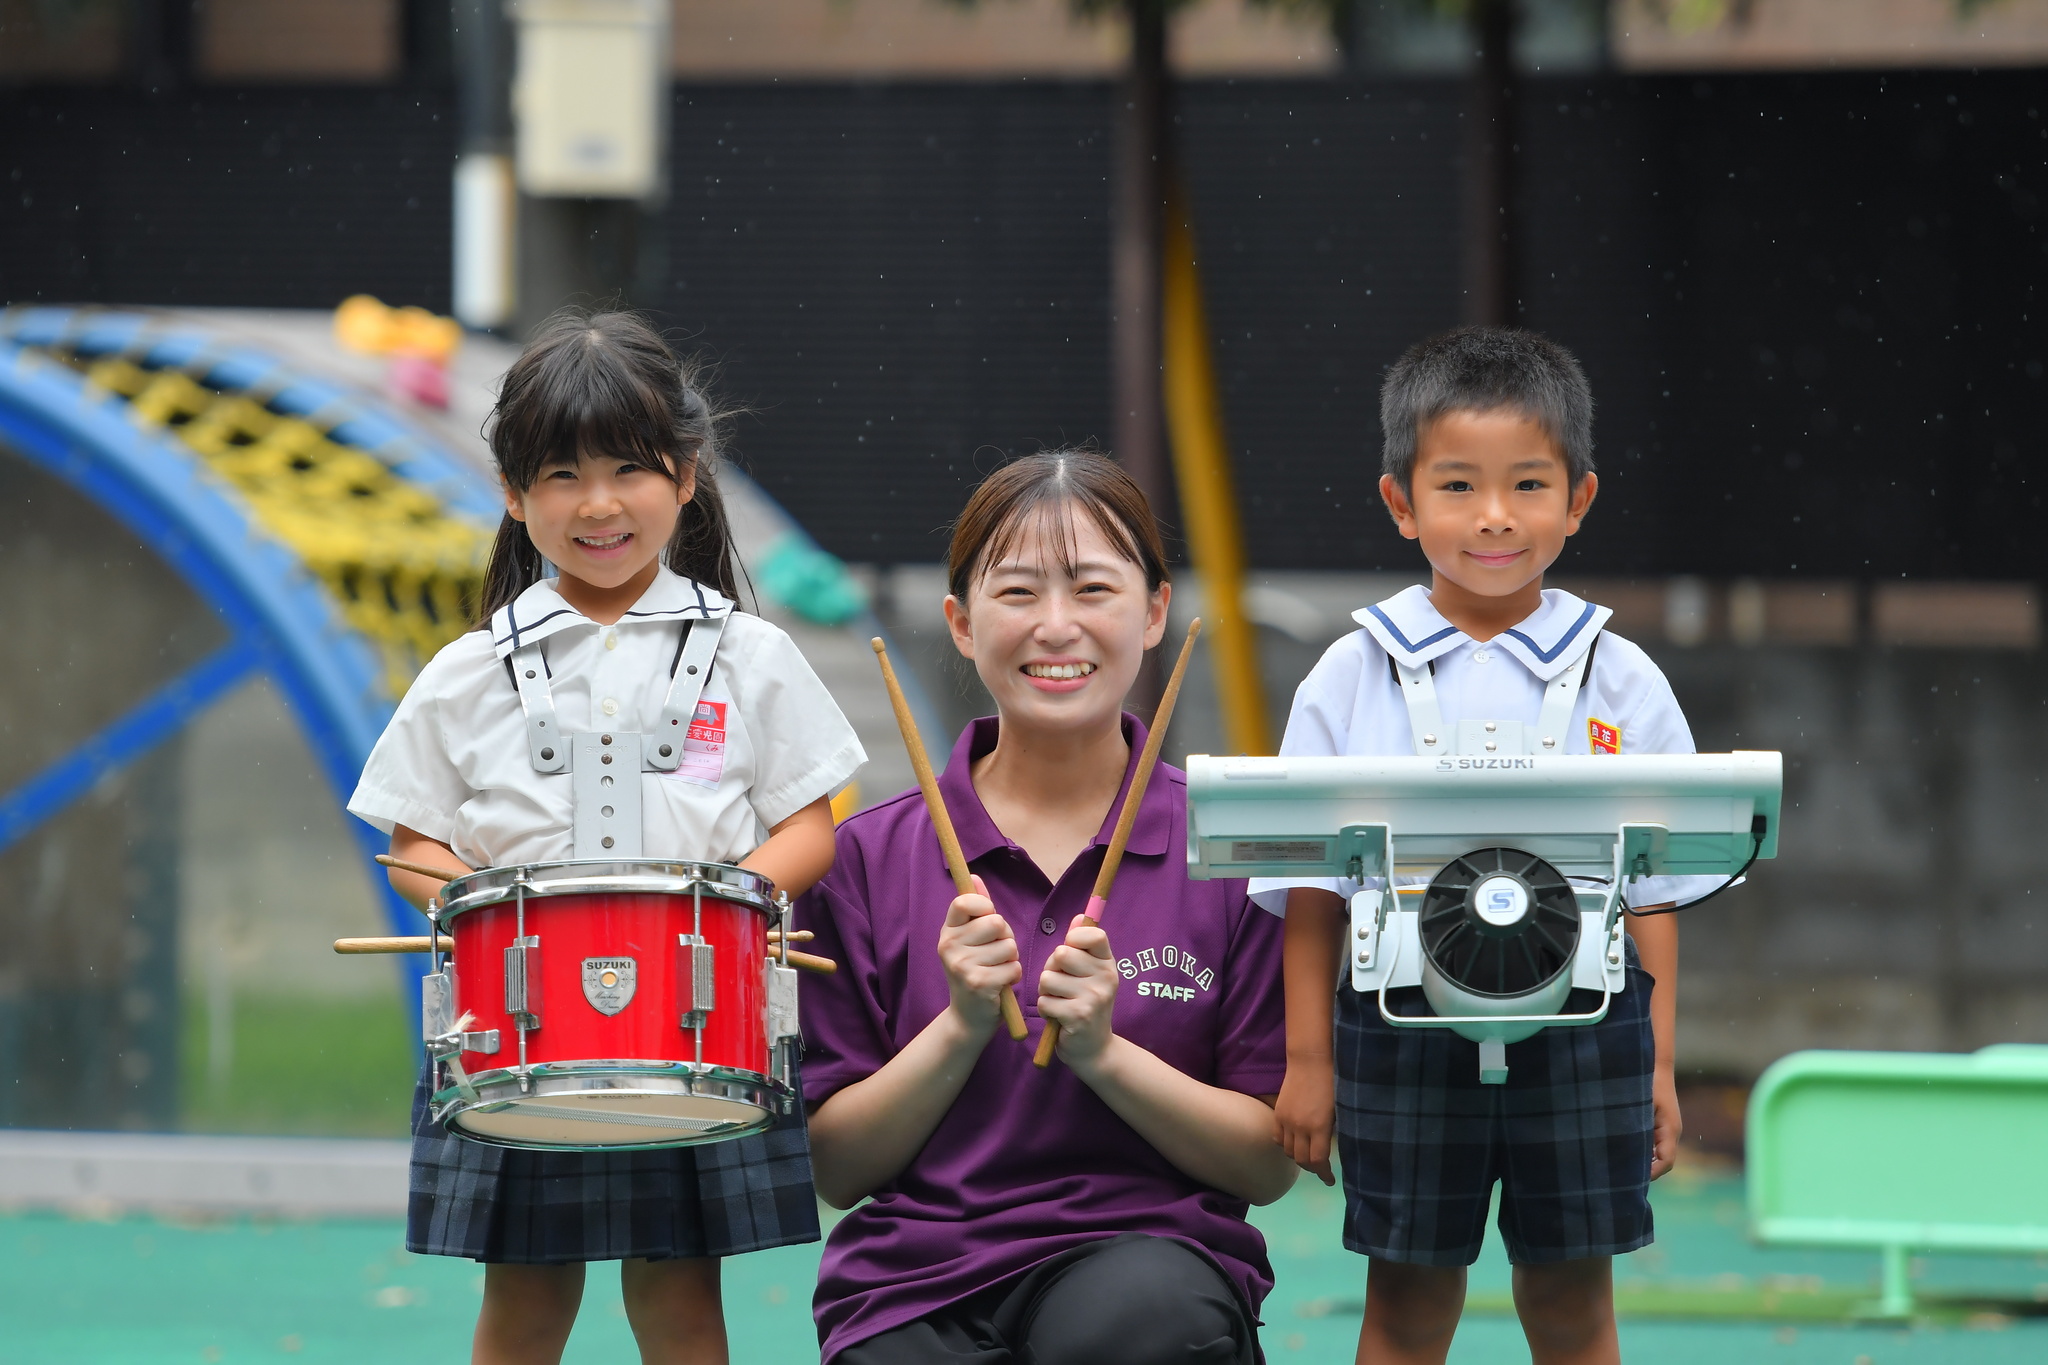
836, 1233, 1259, 1365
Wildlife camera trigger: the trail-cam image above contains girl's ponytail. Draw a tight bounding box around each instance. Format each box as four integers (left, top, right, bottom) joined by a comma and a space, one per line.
478, 513, 547, 622
665, 434, 742, 603
475, 309, 744, 622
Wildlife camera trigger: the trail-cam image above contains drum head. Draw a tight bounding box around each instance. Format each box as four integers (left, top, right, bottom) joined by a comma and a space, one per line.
450, 1089, 773, 1149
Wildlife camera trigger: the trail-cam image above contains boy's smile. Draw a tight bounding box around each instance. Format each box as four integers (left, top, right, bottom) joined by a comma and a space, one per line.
1378, 408, 1597, 640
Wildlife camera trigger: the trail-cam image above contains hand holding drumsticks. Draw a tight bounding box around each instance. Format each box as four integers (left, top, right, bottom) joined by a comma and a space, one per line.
872, 638, 1031, 1042
1034, 618, 1202, 1068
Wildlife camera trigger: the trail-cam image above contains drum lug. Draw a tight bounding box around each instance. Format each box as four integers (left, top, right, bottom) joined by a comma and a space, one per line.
422, 969, 456, 1041
505, 936, 541, 1029
679, 934, 715, 1028
462, 1030, 502, 1055
766, 960, 799, 1046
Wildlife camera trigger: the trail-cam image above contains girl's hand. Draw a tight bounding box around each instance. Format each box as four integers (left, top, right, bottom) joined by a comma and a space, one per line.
939, 875, 1021, 1034
1275, 1058, 1337, 1186
1651, 1060, 1683, 1180
1037, 915, 1119, 1067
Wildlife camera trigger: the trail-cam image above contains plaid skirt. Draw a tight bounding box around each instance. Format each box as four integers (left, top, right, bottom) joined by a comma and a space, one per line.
406, 1054, 821, 1264
1333, 939, 1656, 1267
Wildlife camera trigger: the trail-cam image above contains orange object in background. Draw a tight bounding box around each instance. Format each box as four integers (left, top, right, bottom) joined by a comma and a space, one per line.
334, 295, 463, 362
334, 295, 463, 409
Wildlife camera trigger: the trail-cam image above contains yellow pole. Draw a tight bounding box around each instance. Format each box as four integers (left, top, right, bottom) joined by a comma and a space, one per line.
1162, 182, 1271, 755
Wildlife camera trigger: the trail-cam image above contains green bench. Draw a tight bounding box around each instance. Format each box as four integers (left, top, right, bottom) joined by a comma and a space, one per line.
1746, 1043, 2048, 1315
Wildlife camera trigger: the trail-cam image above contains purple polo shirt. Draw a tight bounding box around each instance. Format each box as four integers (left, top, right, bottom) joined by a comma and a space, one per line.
795, 714, 1288, 1362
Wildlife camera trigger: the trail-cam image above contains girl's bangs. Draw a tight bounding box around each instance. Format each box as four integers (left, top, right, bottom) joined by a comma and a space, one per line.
504, 348, 679, 487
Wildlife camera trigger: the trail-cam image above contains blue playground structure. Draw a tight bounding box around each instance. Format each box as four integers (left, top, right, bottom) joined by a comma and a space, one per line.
0, 307, 505, 1036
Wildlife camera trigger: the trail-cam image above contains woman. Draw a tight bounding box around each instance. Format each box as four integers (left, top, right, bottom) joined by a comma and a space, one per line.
795, 452, 1297, 1364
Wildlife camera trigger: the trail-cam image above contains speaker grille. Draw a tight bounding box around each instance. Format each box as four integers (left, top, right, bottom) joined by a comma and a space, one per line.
1418, 848, 1581, 999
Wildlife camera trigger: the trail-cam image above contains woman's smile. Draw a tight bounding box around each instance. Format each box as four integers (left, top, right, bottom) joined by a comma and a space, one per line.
1022, 658, 1098, 690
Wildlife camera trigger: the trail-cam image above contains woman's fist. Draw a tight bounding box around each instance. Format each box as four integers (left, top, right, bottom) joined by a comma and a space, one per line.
938, 875, 1021, 1032
1037, 916, 1118, 1065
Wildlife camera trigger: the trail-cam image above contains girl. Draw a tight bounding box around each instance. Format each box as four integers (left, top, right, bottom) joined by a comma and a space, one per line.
796, 452, 1295, 1365
349, 310, 865, 1365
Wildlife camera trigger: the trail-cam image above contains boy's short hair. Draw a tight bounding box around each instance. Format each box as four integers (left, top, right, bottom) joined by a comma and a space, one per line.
1380, 326, 1595, 491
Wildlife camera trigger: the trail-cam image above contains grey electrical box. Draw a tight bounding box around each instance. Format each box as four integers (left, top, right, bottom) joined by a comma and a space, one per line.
510, 0, 669, 199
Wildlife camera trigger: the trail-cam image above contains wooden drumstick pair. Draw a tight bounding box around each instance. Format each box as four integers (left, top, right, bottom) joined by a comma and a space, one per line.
1033, 618, 1203, 1068
872, 639, 1032, 1042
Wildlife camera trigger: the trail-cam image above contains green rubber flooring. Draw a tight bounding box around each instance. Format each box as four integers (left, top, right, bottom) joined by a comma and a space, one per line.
4, 1168, 2045, 1362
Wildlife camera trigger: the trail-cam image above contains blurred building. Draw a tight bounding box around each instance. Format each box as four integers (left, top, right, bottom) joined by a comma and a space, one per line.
1, 0, 2045, 1129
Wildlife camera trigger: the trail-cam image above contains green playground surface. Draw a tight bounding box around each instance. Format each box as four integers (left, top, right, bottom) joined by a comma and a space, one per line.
4, 1167, 2046, 1364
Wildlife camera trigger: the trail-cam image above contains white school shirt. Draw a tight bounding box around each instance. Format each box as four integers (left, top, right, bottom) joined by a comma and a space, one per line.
1247, 584, 1711, 915
348, 568, 867, 871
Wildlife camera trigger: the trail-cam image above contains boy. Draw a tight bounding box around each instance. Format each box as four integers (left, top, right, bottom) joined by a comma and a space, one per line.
1258, 327, 1697, 1365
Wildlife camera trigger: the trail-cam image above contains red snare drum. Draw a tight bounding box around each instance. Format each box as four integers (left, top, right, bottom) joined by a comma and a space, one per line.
426, 860, 798, 1150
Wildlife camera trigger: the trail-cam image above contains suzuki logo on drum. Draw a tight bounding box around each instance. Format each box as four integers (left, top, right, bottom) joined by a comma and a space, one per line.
581, 957, 639, 1015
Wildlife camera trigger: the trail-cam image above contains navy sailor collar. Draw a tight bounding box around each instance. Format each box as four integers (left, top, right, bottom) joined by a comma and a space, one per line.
489, 567, 733, 660
1353, 584, 1612, 681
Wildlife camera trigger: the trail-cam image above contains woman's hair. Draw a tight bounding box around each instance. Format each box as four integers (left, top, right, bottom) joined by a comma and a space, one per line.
477, 308, 741, 619
946, 450, 1170, 604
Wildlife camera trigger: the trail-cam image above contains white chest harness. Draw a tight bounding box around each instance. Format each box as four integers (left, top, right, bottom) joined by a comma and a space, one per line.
1391, 635, 1596, 758
505, 612, 729, 859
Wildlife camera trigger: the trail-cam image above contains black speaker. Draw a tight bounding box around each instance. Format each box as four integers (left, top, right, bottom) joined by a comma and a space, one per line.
1417, 847, 1580, 999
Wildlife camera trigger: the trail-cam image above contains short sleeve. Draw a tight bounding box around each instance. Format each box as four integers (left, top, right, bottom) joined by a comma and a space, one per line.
730, 623, 868, 829
1596, 637, 1722, 909
1208, 892, 1288, 1096
347, 655, 472, 843
1247, 634, 1374, 916
793, 842, 895, 1106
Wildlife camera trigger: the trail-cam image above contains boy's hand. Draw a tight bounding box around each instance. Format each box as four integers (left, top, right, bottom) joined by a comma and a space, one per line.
1650, 1062, 1683, 1179
1275, 1057, 1337, 1186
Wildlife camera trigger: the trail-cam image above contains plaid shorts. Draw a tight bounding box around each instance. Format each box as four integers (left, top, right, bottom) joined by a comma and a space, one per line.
406, 1051, 821, 1264
1334, 943, 1656, 1267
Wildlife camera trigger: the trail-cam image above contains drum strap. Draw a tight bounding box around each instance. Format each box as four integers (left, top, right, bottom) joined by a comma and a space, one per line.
505, 612, 731, 857
1393, 634, 1598, 757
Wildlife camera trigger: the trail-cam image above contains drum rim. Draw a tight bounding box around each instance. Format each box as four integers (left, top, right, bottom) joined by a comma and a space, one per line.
439, 858, 777, 921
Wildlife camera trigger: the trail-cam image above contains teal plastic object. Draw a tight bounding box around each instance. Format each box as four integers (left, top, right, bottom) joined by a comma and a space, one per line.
1746, 1043, 2048, 1316
757, 534, 869, 626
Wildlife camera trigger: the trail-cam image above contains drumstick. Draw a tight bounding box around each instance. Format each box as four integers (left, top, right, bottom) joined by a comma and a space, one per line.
1035, 617, 1204, 1068
770, 949, 838, 975
334, 935, 456, 954
872, 637, 1029, 1042
376, 853, 472, 883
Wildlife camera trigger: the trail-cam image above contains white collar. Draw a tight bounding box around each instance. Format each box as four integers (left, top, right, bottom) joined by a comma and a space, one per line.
489, 568, 732, 660
1353, 584, 1611, 681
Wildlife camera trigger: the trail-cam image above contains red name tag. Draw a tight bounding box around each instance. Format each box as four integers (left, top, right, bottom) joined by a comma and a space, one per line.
1588, 718, 1621, 754
672, 700, 727, 787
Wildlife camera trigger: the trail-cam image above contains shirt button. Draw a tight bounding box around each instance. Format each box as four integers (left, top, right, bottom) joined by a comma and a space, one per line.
604, 633, 618, 651
601, 697, 620, 716
1040, 917, 1057, 936
1473, 649, 1492, 664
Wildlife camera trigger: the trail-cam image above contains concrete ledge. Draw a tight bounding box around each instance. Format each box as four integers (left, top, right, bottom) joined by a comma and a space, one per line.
0, 1129, 408, 1217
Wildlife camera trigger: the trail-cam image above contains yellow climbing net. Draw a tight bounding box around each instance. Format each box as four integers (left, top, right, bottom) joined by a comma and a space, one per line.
67, 354, 491, 700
